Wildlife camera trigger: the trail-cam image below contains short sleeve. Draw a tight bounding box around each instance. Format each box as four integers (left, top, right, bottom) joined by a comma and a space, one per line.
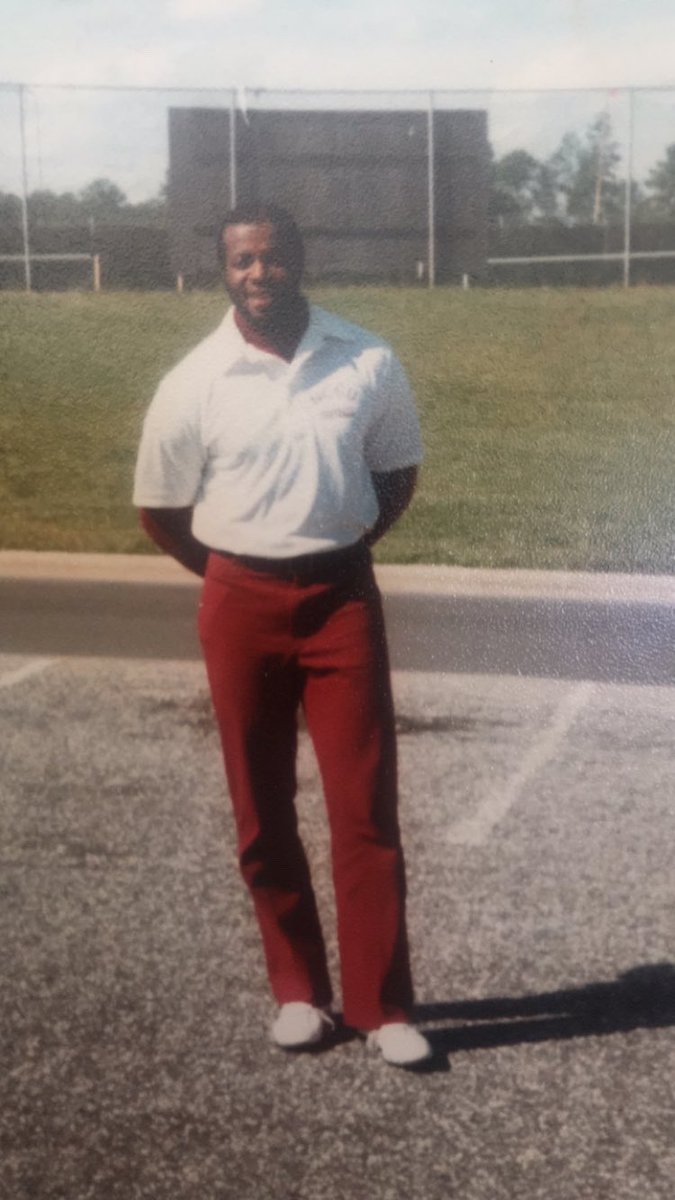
132, 379, 206, 508
364, 350, 423, 473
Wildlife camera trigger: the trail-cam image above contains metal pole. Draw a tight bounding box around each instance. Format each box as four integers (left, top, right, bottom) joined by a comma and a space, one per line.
229, 90, 237, 207
623, 88, 634, 289
427, 90, 435, 288
18, 85, 32, 292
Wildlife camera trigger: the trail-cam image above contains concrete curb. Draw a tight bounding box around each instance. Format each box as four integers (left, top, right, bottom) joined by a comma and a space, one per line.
1, 550, 675, 605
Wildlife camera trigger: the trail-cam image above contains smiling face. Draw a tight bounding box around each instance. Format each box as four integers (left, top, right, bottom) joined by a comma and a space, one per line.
221, 221, 304, 330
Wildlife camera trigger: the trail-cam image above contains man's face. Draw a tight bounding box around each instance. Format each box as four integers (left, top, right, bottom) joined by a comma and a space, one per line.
222, 221, 303, 328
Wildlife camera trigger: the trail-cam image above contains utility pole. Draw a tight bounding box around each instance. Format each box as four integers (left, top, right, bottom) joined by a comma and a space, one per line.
427, 91, 435, 288
623, 89, 635, 288
18, 85, 32, 292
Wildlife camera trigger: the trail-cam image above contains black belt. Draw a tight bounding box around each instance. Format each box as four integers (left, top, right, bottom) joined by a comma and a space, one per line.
212, 539, 370, 582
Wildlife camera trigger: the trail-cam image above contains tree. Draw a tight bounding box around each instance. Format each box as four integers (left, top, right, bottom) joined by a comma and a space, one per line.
78, 178, 127, 218
546, 113, 624, 225
490, 150, 562, 227
491, 150, 541, 225
123, 192, 167, 228
27, 189, 81, 225
530, 162, 559, 225
645, 144, 675, 219
0, 179, 167, 233
0, 190, 22, 229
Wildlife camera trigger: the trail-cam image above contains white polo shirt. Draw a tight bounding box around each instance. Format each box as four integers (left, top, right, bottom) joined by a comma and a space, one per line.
133, 304, 423, 558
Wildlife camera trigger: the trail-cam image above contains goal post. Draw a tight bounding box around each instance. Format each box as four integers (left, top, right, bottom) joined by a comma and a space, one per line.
0, 253, 101, 291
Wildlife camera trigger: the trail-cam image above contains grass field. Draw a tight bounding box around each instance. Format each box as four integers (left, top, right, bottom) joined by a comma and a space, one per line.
1, 286, 675, 572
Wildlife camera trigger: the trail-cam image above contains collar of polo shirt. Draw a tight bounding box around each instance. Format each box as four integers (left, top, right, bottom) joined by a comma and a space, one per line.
217, 305, 359, 374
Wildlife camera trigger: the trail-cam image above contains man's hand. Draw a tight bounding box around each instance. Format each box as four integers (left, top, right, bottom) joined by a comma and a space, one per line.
364, 467, 418, 548
139, 507, 209, 577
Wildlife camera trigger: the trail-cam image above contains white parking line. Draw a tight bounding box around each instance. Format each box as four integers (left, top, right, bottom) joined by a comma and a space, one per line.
0, 658, 57, 689
447, 681, 595, 847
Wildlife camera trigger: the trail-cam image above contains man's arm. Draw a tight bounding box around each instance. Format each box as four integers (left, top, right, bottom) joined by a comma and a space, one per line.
139, 507, 209, 577
364, 466, 418, 548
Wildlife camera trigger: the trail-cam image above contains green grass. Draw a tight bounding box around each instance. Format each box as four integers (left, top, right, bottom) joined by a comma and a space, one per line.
2, 286, 675, 571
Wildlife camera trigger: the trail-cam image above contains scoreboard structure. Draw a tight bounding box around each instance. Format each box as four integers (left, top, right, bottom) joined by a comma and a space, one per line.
168, 107, 490, 287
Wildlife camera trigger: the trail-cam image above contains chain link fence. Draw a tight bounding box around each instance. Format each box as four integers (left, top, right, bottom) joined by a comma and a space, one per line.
1, 82, 675, 289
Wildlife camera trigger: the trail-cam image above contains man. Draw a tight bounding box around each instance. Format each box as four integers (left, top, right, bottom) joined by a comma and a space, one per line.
133, 202, 431, 1067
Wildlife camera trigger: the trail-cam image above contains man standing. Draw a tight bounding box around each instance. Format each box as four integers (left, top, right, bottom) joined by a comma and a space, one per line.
133, 203, 431, 1067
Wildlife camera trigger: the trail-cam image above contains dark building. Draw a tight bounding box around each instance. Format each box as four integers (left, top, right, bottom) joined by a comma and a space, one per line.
168, 106, 490, 287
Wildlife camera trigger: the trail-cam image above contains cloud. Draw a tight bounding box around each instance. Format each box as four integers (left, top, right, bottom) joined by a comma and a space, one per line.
167, 0, 260, 19
4, 0, 675, 93
10, 43, 177, 89
498, 22, 675, 90
121, 46, 179, 88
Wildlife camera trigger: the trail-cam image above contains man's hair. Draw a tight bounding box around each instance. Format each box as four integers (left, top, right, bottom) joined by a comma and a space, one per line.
216, 202, 304, 273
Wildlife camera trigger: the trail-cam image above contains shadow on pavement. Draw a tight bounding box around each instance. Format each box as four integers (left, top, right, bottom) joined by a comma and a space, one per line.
294, 964, 675, 1074
414, 962, 675, 1057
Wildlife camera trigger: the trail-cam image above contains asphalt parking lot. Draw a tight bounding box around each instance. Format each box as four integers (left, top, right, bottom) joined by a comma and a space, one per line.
2, 561, 675, 1200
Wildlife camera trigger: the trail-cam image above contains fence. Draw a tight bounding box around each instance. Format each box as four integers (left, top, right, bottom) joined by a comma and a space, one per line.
1, 82, 675, 289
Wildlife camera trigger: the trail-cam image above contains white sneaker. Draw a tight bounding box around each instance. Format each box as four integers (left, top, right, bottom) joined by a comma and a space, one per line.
271, 1002, 334, 1049
367, 1023, 432, 1066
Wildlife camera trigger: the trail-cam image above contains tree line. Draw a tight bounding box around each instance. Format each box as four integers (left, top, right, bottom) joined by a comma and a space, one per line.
0, 177, 166, 231
2, 114, 675, 233
492, 112, 675, 228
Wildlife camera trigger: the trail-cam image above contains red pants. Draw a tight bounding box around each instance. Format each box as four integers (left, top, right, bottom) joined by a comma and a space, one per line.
198, 545, 413, 1031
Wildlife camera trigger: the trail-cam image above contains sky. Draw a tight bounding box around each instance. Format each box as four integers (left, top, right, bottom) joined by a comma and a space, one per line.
2, 0, 675, 200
